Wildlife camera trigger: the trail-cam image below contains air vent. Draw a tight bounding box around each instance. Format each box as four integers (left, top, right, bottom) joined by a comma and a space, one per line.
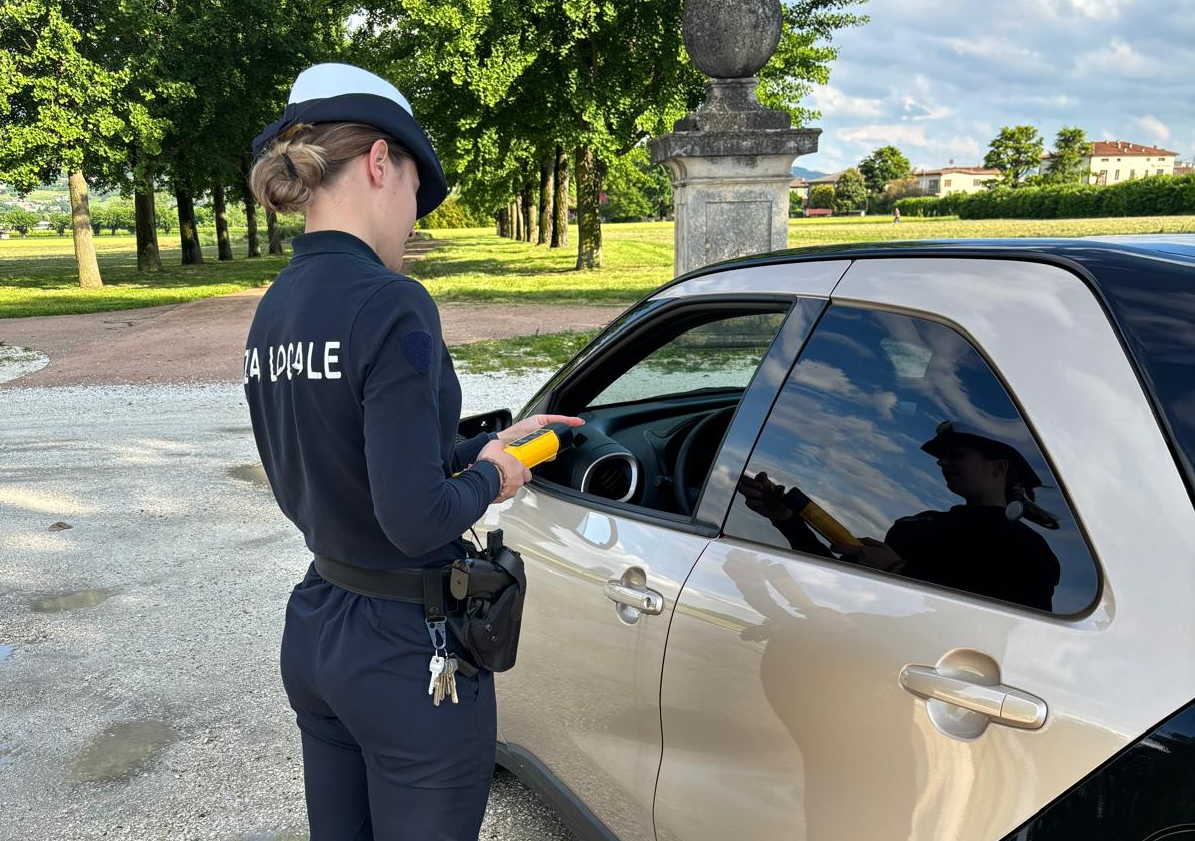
581, 453, 639, 503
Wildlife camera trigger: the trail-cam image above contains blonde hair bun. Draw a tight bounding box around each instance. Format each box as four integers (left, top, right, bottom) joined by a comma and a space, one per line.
249, 122, 412, 214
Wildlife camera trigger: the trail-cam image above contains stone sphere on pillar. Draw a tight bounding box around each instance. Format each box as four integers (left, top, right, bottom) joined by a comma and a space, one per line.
682, 0, 783, 79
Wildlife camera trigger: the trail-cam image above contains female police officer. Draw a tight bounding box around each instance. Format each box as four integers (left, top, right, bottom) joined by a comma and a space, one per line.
244, 63, 583, 840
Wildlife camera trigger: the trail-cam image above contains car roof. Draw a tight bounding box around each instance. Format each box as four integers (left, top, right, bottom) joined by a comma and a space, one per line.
680, 235, 1195, 507
685, 234, 1195, 274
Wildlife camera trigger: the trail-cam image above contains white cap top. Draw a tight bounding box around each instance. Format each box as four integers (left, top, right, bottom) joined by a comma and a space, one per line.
288, 62, 413, 116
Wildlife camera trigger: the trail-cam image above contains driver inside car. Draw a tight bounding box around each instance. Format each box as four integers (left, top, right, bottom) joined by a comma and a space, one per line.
736, 422, 1061, 611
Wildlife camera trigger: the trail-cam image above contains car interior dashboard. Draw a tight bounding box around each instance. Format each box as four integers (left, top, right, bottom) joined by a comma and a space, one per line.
534, 389, 741, 517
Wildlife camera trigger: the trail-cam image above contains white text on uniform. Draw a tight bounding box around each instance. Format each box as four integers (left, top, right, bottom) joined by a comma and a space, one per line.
244, 342, 342, 383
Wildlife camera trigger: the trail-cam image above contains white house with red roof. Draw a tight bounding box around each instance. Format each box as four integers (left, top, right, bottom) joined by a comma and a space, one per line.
1042, 140, 1179, 185
912, 166, 1000, 196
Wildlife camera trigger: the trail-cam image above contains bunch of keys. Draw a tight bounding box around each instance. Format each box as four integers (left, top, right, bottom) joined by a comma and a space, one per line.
425, 619, 458, 706
427, 654, 459, 706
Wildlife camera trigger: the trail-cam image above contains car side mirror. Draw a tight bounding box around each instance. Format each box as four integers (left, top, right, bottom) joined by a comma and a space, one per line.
459, 408, 512, 439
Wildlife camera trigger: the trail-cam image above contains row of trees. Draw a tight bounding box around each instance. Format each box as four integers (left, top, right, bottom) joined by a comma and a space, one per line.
895, 172, 1195, 219
0, 202, 179, 236
1, 0, 868, 286
803, 124, 1102, 217
984, 125, 1092, 187
354, 0, 867, 266
0, 0, 348, 286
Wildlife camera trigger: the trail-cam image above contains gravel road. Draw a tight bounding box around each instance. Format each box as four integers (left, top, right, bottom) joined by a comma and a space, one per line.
0, 374, 578, 841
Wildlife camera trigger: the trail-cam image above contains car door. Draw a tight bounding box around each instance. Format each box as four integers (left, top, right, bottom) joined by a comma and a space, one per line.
476, 262, 848, 841
653, 258, 1195, 841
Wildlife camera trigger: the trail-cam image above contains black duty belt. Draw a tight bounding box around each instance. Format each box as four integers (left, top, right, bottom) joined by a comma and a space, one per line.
313, 554, 448, 605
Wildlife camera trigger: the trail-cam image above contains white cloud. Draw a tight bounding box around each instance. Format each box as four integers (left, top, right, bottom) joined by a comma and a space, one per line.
1067, 0, 1129, 18
1073, 38, 1161, 77
900, 95, 953, 122
944, 135, 982, 159
1129, 114, 1171, 144
943, 36, 1051, 72
839, 124, 929, 147
809, 85, 885, 120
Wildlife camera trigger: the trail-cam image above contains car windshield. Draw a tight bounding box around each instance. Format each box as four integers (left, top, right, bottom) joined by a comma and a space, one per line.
590, 312, 785, 407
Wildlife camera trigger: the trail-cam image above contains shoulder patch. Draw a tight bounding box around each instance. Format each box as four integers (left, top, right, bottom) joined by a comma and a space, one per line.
400, 329, 434, 375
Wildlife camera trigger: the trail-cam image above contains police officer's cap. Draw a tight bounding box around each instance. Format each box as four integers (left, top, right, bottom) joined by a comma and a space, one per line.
252, 63, 448, 219
921, 421, 1042, 489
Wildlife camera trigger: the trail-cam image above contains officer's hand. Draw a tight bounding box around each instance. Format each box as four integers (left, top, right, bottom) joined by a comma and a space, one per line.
832, 538, 905, 572
478, 439, 533, 503
498, 414, 586, 460
738, 472, 794, 522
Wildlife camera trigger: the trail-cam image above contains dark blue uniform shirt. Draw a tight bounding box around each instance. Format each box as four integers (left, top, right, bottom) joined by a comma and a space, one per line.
243, 230, 500, 569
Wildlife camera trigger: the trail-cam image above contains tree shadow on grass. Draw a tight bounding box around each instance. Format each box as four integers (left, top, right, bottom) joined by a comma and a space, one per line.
413, 256, 583, 279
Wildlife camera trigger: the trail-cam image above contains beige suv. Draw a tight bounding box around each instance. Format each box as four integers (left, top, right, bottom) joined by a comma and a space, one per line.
467, 239, 1195, 841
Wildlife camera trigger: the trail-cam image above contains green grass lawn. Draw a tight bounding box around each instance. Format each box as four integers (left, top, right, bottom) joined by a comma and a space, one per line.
412, 223, 674, 303
0, 234, 285, 318
5, 214, 1195, 319
411, 214, 1195, 305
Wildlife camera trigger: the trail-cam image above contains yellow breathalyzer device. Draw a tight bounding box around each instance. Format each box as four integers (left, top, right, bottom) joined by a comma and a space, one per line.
787, 487, 862, 547
503, 423, 575, 469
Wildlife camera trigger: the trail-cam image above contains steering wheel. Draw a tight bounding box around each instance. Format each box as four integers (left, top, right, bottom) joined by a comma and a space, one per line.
673, 406, 736, 516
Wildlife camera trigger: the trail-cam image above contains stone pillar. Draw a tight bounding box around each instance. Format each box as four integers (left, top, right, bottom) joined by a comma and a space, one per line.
649, 0, 820, 277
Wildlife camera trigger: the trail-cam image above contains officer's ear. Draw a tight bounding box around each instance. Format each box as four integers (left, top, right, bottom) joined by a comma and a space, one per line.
365, 139, 391, 187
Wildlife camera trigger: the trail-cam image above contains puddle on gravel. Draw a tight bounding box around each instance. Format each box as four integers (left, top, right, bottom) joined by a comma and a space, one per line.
0, 744, 16, 767
0, 645, 12, 664
69, 720, 178, 783
30, 587, 119, 613
228, 463, 270, 488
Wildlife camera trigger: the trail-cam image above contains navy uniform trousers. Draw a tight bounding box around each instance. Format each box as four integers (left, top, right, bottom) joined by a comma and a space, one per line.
281, 564, 497, 840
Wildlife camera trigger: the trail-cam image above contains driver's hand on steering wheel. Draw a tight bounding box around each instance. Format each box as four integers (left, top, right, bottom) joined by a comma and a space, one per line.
498, 414, 586, 461
737, 471, 795, 522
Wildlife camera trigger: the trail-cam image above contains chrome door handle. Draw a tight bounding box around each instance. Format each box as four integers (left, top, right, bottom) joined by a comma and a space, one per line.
603, 581, 664, 616
899, 665, 1047, 729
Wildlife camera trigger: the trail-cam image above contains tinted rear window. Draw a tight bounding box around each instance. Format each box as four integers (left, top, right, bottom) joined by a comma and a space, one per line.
1091, 253, 1195, 498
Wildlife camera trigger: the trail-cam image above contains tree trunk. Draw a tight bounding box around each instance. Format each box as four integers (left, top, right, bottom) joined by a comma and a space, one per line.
243, 187, 260, 257
513, 195, 523, 241
538, 153, 553, 245
574, 146, 604, 269
507, 201, 517, 238
213, 184, 234, 261
134, 165, 162, 273
523, 182, 537, 243
267, 209, 283, 255
67, 170, 103, 288
176, 190, 204, 264
552, 145, 569, 248
238, 155, 261, 257
496, 207, 508, 238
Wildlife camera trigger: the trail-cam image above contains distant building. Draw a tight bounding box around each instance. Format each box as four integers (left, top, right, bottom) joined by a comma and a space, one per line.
1174, 160, 1193, 177
789, 177, 810, 201
912, 167, 1000, 196
807, 170, 846, 188
1042, 140, 1178, 185
791, 172, 843, 210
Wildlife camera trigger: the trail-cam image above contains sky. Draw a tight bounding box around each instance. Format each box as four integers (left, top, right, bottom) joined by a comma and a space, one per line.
797, 0, 1195, 174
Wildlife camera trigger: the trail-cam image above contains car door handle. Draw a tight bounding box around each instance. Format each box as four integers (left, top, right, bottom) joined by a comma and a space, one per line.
604, 581, 664, 615
899, 665, 1048, 729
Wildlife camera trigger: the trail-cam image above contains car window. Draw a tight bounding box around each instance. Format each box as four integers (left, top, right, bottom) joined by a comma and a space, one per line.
590, 312, 787, 407
724, 305, 1099, 615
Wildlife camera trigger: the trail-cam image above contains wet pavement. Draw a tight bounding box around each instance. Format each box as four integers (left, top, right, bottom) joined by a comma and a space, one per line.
0, 377, 576, 841
30, 587, 120, 613
70, 721, 180, 783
